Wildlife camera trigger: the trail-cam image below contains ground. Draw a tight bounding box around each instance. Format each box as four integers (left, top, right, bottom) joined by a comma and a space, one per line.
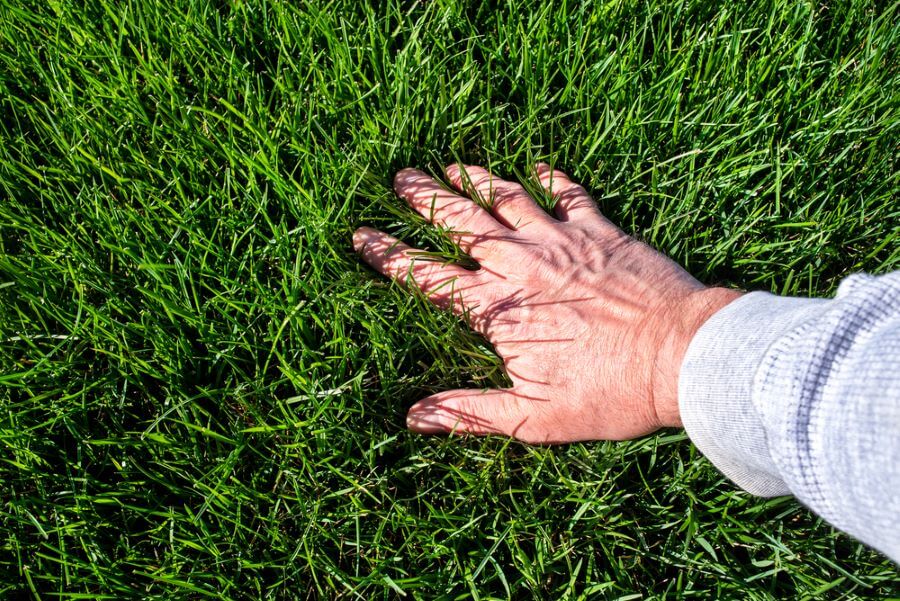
1, 0, 898, 598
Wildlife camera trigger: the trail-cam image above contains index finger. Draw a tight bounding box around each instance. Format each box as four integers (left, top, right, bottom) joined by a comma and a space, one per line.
353, 226, 485, 317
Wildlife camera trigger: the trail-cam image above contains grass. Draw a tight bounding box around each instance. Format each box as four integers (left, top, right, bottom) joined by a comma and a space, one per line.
1, 0, 898, 598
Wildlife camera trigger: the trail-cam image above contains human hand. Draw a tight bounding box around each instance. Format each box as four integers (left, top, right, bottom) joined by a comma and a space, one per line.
354, 164, 741, 443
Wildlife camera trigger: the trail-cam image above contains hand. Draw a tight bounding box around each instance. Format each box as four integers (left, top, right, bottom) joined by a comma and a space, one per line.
354, 164, 741, 443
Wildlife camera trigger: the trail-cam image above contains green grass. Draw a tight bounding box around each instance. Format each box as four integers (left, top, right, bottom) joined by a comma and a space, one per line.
1, 0, 898, 598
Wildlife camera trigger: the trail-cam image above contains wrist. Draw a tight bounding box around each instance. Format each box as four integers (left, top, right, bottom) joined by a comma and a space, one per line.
652, 286, 744, 428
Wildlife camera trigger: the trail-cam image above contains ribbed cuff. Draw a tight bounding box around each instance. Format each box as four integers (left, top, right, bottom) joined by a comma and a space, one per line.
678, 291, 828, 496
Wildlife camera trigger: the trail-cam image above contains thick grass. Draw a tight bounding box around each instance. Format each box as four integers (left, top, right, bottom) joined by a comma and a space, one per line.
1, 0, 898, 598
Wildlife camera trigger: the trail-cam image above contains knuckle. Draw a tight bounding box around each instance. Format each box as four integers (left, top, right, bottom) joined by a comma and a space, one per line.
476, 234, 510, 257
494, 185, 527, 206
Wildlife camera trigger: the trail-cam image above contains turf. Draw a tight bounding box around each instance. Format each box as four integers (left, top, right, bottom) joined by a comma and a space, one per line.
1, 0, 898, 598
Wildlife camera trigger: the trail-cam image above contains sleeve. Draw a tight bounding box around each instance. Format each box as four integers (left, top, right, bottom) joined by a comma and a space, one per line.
678, 271, 900, 563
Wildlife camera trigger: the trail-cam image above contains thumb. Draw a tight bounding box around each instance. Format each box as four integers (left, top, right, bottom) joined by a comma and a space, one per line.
406, 388, 548, 444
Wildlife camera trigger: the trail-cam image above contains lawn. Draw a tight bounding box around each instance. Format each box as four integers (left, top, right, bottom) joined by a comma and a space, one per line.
1, 0, 899, 598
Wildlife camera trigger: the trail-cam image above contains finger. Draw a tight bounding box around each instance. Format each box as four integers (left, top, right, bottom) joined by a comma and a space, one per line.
354, 227, 480, 313
407, 388, 552, 444
394, 168, 509, 260
446, 164, 552, 230
534, 163, 608, 224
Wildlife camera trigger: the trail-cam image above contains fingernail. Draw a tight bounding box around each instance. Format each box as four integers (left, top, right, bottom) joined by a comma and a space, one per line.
407, 407, 434, 432
352, 228, 370, 252
406, 407, 448, 435
394, 168, 419, 187
406, 410, 425, 433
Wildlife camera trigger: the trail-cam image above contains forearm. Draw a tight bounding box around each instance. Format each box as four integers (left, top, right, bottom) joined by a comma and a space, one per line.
679, 272, 900, 562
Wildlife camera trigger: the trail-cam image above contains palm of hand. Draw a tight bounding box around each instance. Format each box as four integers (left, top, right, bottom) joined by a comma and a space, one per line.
354, 164, 739, 443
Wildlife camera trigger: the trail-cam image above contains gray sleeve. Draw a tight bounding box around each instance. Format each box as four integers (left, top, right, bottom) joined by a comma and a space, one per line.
678, 272, 900, 562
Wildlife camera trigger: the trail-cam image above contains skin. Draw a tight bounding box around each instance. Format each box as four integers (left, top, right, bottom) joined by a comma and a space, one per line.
354, 164, 742, 443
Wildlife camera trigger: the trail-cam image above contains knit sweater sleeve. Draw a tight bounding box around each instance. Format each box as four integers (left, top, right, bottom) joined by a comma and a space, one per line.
678, 272, 900, 562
